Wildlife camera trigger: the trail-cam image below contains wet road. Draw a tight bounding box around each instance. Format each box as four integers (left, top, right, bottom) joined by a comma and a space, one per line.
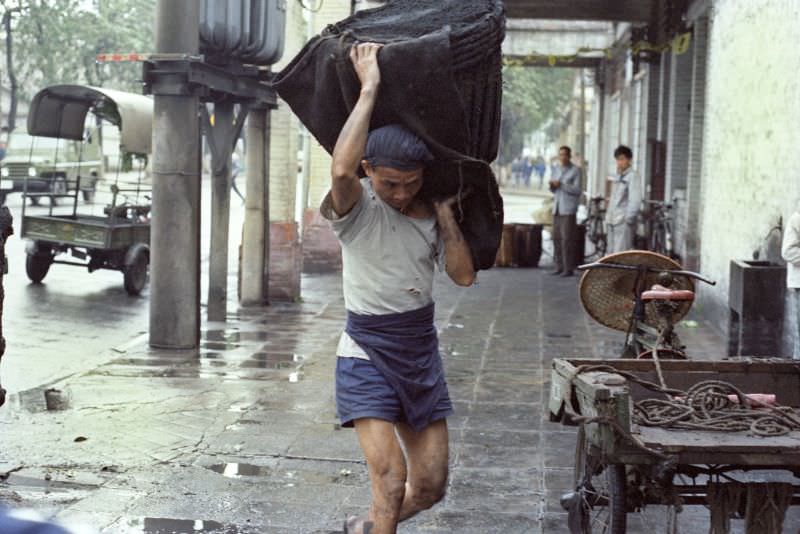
0, 173, 251, 395
0, 182, 539, 395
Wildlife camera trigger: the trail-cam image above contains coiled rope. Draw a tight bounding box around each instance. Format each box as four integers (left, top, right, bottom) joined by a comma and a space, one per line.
570, 365, 800, 438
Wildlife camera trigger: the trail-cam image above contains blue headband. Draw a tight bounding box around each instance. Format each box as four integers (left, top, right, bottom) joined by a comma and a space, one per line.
365, 124, 434, 170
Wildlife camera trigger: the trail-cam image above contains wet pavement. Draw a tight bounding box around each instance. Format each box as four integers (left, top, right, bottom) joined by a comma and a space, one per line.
0, 186, 798, 532
4, 258, 796, 533
0, 174, 245, 395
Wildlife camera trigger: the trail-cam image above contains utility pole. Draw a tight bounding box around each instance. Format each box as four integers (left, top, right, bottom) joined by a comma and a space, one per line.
206, 100, 234, 321
240, 107, 270, 305
149, 0, 201, 349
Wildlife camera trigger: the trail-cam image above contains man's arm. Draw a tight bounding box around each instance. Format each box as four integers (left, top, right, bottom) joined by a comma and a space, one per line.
330, 43, 383, 216
435, 197, 475, 286
625, 171, 643, 224
557, 167, 583, 196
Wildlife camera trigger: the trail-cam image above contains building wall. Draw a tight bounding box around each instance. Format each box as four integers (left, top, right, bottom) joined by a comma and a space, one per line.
268, 0, 308, 223
305, 0, 353, 212
263, 0, 310, 299
698, 0, 800, 353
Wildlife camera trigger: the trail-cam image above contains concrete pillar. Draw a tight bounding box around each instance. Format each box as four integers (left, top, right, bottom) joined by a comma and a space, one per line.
149, 0, 201, 349
295, 0, 352, 277
267, 102, 301, 301
240, 108, 269, 306
207, 102, 234, 322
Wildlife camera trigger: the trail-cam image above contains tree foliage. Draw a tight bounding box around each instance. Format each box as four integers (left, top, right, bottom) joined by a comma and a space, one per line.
499, 65, 573, 164
1, 0, 155, 99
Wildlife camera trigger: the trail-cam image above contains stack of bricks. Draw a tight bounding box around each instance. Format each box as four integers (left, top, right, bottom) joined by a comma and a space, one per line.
269, 222, 301, 302
302, 208, 342, 273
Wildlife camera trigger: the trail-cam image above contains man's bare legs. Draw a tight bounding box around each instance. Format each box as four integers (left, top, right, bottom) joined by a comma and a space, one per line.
396, 419, 448, 521
349, 418, 449, 534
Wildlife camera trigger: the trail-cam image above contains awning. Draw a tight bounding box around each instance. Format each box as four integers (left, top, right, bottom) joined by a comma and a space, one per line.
27, 85, 153, 155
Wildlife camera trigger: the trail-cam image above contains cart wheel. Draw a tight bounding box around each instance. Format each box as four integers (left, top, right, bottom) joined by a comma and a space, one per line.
26, 253, 52, 283
123, 247, 149, 296
569, 425, 628, 534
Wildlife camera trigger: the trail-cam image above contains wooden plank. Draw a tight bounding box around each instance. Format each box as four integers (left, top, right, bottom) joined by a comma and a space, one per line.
563, 358, 800, 374
504, 0, 654, 22
548, 364, 569, 418
636, 426, 800, 453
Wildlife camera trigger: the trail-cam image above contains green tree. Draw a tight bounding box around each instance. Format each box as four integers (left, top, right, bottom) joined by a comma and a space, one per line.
0, 0, 155, 129
499, 65, 573, 164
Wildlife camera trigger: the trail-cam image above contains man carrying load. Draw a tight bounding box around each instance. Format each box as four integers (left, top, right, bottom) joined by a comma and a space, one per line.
320, 42, 476, 534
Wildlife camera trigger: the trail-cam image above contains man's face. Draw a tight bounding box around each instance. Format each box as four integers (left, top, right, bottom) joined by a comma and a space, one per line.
616, 155, 632, 173
558, 149, 571, 167
363, 162, 424, 212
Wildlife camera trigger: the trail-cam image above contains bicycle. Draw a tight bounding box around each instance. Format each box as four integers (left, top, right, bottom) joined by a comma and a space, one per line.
642, 200, 674, 259
583, 196, 607, 259
577, 251, 715, 360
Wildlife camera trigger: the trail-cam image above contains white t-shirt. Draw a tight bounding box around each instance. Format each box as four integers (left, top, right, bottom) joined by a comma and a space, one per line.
321, 178, 444, 359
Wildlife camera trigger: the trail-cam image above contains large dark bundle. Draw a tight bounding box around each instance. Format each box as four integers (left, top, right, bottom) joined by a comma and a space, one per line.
273, 0, 506, 270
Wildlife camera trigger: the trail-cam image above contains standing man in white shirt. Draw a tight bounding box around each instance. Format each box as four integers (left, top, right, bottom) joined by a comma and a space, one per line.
605, 145, 642, 253
549, 146, 582, 276
782, 203, 800, 359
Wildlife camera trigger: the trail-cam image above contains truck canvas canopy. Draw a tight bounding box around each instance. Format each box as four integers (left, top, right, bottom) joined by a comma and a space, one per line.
27, 85, 153, 156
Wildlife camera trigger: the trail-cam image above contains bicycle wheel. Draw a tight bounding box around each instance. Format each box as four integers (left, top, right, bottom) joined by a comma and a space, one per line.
590, 218, 607, 258
649, 222, 666, 255
570, 425, 628, 534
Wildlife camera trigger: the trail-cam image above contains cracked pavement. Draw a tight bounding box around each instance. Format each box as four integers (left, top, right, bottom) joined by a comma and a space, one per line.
0, 187, 798, 533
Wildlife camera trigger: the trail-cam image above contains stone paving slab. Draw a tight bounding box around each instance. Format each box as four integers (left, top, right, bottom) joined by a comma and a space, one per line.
1, 268, 797, 533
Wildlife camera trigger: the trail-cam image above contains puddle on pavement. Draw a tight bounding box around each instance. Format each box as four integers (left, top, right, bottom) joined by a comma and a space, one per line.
204, 330, 269, 344
206, 463, 271, 478
121, 517, 244, 533
88, 367, 282, 381
1, 474, 98, 493
204, 464, 359, 486
109, 357, 197, 367
201, 341, 242, 351
238, 352, 302, 369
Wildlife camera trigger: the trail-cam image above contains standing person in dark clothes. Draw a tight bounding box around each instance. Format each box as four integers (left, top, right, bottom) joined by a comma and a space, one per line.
522, 156, 534, 187
321, 42, 475, 534
549, 145, 582, 276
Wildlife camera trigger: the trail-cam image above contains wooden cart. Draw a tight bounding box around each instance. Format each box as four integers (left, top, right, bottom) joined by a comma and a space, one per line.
549, 357, 800, 533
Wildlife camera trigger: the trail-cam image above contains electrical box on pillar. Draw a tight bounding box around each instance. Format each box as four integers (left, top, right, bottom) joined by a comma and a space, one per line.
199, 0, 287, 66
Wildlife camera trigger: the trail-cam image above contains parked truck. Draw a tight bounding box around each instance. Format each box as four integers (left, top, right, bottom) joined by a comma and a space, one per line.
0, 127, 103, 205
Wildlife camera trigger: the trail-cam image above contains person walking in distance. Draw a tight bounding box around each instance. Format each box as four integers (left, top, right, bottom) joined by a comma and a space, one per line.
549, 146, 582, 276
605, 145, 642, 253
321, 42, 476, 534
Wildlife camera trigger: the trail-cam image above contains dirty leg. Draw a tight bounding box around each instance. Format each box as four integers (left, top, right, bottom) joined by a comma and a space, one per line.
354, 418, 407, 534
396, 419, 449, 521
